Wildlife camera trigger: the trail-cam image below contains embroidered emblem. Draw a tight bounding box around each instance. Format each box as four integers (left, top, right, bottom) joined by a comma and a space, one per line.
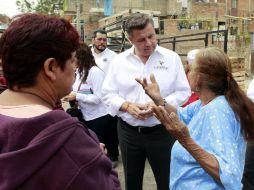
154, 60, 168, 70
159, 60, 164, 65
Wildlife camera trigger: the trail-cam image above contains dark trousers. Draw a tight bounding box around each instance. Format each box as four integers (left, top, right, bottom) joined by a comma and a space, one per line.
242, 142, 254, 190
85, 115, 119, 159
118, 119, 175, 190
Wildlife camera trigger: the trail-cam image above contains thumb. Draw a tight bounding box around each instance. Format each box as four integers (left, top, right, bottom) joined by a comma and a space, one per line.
135, 78, 144, 88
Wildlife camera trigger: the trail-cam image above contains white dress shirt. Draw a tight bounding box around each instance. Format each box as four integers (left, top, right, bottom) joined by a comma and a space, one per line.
73, 66, 107, 121
92, 47, 117, 74
101, 45, 191, 127
247, 79, 254, 102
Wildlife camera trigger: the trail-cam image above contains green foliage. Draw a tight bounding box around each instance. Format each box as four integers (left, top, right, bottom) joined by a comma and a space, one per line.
235, 32, 251, 47
16, 0, 64, 15
244, 32, 251, 45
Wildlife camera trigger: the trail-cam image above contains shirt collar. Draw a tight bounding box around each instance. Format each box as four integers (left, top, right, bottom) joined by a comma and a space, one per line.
92, 47, 108, 56
124, 44, 162, 57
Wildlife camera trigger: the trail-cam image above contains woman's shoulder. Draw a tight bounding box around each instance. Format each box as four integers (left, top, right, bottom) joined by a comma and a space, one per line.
210, 96, 228, 108
205, 96, 235, 117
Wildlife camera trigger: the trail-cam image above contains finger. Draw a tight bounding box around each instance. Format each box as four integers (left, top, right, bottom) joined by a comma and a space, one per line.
143, 78, 148, 87
135, 112, 147, 120
139, 109, 149, 116
157, 107, 176, 129
135, 78, 142, 85
150, 73, 157, 84
135, 78, 145, 88
169, 112, 182, 129
133, 107, 147, 120
173, 113, 182, 124
163, 112, 176, 126
139, 109, 153, 117
144, 112, 153, 118
152, 106, 166, 121
153, 112, 159, 120
137, 115, 147, 120
136, 104, 147, 110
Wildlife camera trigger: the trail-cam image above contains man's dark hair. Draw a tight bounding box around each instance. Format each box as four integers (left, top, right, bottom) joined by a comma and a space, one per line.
124, 12, 154, 37
92, 29, 107, 38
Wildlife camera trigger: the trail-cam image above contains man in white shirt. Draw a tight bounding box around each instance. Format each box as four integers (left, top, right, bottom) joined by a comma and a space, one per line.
102, 13, 191, 190
91, 29, 117, 74
91, 29, 119, 167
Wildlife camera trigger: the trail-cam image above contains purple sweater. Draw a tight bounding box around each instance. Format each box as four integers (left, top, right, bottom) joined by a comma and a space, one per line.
0, 110, 121, 190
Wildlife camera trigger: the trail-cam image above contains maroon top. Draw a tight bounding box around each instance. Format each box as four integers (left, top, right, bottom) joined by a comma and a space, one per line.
0, 110, 121, 190
0, 77, 6, 86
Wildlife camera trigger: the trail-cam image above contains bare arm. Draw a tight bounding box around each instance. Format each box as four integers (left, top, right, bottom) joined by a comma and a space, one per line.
153, 106, 221, 183
180, 136, 221, 183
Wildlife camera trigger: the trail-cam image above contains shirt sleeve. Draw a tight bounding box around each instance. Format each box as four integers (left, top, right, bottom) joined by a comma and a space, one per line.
67, 124, 121, 190
101, 57, 125, 116
201, 105, 245, 190
76, 67, 104, 105
164, 54, 191, 107
247, 79, 254, 102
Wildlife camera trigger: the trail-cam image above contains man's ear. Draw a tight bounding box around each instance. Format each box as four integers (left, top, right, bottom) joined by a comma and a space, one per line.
43, 58, 58, 81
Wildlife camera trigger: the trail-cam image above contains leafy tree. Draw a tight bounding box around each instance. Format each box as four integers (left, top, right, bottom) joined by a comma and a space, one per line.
16, 0, 64, 15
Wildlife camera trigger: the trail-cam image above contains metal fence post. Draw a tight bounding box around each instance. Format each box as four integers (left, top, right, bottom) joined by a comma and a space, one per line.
205, 33, 209, 47
224, 29, 228, 53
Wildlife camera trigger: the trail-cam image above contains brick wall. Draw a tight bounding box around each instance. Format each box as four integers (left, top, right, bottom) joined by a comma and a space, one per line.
238, 0, 254, 17
248, 21, 254, 32
113, 0, 168, 15
85, 22, 99, 39
191, 3, 225, 20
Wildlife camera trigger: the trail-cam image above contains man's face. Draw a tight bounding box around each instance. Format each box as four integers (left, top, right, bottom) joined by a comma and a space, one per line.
130, 23, 157, 58
93, 32, 107, 53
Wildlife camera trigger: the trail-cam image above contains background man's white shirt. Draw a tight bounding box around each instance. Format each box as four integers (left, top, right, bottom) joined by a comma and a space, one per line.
92, 47, 117, 74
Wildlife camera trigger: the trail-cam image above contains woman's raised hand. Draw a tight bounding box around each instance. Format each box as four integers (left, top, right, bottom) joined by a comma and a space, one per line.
136, 74, 163, 105
152, 106, 190, 143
